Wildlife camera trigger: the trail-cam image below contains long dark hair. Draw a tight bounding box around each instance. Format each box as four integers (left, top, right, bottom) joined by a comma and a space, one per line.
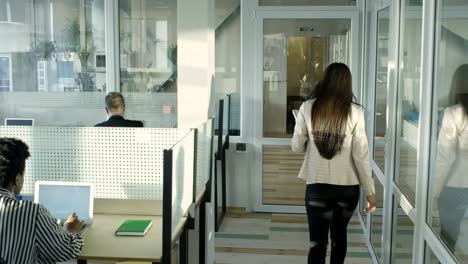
308, 63, 354, 160
449, 64, 468, 115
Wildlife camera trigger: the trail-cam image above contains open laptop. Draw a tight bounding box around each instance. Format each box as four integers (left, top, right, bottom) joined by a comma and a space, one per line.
4, 118, 34, 126
34, 181, 94, 234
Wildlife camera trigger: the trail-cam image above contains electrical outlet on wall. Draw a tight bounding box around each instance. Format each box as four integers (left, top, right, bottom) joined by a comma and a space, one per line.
236, 143, 246, 152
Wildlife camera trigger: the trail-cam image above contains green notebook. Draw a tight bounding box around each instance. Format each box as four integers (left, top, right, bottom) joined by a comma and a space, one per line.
115, 219, 153, 236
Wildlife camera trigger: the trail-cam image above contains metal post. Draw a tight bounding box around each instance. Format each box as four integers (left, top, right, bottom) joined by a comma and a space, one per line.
412, 0, 436, 262
199, 195, 207, 264
179, 225, 189, 264
104, 0, 120, 92
162, 150, 173, 264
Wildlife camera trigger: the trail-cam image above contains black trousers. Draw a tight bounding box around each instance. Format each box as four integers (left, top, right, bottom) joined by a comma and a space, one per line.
305, 184, 360, 264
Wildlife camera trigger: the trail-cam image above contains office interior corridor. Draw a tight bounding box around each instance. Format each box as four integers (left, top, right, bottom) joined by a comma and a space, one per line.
214, 209, 377, 264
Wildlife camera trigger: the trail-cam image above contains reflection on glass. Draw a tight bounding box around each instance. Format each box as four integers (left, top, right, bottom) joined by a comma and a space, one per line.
395, 2, 422, 204
119, 0, 177, 92
0, 0, 106, 92
392, 205, 414, 263
215, 1, 240, 136
428, 1, 468, 261
425, 244, 441, 264
373, 8, 390, 171
259, 0, 356, 6
263, 19, 351, 138
371, 176, 384, 263
0, 56, 11, 92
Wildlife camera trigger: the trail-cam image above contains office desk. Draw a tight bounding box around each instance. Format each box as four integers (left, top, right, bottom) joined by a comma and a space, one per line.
80, 214, 162, 262
77, 199, 163, 263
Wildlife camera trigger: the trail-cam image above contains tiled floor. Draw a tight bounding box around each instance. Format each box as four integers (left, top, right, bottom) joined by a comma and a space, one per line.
215, 211, 372, 264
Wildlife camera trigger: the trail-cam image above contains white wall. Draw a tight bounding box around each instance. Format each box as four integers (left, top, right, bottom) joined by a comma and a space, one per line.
177, 1, 215, 263
177, 0, 215, 129
0, 23, 31, 52
219, 0, 257, 212
225, 144, 253, 208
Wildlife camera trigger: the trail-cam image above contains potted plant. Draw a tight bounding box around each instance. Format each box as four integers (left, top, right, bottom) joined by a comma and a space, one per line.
32, 40, 57, 61
59, 18, 96, 91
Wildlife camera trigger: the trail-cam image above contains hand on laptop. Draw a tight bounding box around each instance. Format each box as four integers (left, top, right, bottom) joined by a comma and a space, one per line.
64, 213, 84, 234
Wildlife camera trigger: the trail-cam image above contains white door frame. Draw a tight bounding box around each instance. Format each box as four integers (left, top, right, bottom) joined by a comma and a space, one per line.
252, 10, 360, 213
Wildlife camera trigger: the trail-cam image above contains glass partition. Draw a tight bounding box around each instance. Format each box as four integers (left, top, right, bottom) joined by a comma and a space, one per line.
230, 93, 241, 135
195, 119, 213, 201
119, 0, 177, 93
215, 0, 240, 136
370, 176, 385, 263
0, 92, 177, 127
171, 130, 195, 233
427, 0, 468, 262
425, 244, 442, 264
263, 18, 351, 138
259, 0, 356, 6
394, 1, 423, 204
373, 7, 390, 171
391, 203, 414, 263
0, 0, 106, 92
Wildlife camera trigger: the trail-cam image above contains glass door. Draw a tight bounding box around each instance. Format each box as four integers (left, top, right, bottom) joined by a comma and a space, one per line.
369, 5, 390, 264
254, 11, 359, 212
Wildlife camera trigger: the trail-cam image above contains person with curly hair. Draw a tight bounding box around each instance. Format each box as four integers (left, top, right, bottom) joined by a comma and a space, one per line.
0, 138, 84, 264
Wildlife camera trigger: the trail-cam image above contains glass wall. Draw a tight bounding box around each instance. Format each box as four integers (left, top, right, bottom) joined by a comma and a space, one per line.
119, 0, 177, 93
370, 176, 385, 263
263, 18, 351, 138
427, 0, 468, 262
391, 204, 414, 263
0, 0, 106, 93
425, 244, 442, 264
259, 0, 357, 6
394, 0, 422, 204
0, 0, 178, 128
215, 0, 241, 135
0, 0, 110, 127
373, 7, 390, 172
365, 1, 468, 262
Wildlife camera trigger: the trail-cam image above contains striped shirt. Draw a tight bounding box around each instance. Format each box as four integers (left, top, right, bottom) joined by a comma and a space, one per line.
0, 188, 83, 264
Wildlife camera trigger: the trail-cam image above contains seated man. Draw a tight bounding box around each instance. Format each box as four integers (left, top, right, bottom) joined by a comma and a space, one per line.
0, 138, 84, 264
95, 92, 144, 127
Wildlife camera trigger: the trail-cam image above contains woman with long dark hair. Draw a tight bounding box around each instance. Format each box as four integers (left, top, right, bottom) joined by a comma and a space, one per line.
435, 64, 468, 254
292, 63, 376, 264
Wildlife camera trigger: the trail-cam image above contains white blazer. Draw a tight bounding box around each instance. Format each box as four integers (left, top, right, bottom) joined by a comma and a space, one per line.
291, 99, 375, 196
435, 104, 468, 195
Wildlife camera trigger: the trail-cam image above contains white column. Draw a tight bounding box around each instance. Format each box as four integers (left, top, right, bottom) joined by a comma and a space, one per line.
177, 0, 215, 129
177, 1, 215, 263
104, 0, 120, 92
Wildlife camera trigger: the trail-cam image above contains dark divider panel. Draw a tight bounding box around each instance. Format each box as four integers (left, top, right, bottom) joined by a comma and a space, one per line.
215, 99, 226, 232
199, 119, 215, 264
162, 149, 173, 264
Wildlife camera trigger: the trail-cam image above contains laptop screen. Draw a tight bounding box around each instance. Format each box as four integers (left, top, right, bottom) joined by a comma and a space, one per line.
4, 118, 34, 126
36, 184, 92, 221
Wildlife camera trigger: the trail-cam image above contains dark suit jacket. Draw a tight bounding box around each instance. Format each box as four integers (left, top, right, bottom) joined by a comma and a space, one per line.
95, 115, 144, 127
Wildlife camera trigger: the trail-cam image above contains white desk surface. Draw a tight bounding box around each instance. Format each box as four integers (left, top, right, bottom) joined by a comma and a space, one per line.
79, 213, 162, 262
78, 199, 163, 262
